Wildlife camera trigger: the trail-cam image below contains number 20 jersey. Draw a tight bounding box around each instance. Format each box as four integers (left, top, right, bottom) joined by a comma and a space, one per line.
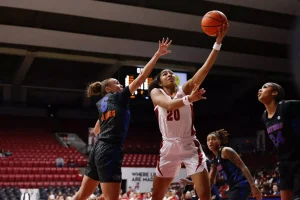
154, 87, 196, 138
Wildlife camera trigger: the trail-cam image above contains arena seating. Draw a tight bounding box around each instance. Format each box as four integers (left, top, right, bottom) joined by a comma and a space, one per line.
122, 154, 158, 167
0, 130, 85, 188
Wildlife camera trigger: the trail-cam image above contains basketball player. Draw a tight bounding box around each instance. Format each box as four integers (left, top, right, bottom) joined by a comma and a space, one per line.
148, 24, 228, 200
72, 38, 174, 200
258, 82, 300, 200
207, 129, 262, 200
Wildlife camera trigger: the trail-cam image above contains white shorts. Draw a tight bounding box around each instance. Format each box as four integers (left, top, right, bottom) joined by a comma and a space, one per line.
156, 136, 207, 178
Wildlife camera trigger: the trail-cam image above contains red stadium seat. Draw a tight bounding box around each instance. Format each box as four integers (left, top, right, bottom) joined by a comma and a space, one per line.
38, 168, 45, 174
56, 168, 62, 174
53, 174, 60, 181
8, 161, 14, 167
8, 174, 15, 182
15, 174, 22, 181
36, 182, 44, 188
62, 168, 68, 174
24, 182, 30, 188
2, 160, 9, 167
65, 174, 71, 181
41, 174, 47, 181
17, 182, 24, 188
25, 167, 32, 174
71, 175, 77, 181
14, 160, 21, 167
39, 161, 46, 167
2, 174, 8, 181
59, 174, 65, 181
44, 167, 51, 174
56, 182, 62, 187
20, 161, 27, 167
47, 174, 53, 181
19, 168, 25, 174
22, 175, 29, 181
32, 167, 38, 174
33, 161, 39, 167
28, 175, 34, 182
30, 182, 37, 188
50, 168, 57, 174
0, 167, 6, 174
45, 161, 51, 167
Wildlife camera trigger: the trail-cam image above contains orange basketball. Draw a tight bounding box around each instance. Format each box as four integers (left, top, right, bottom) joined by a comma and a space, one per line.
201, 10, 228, 36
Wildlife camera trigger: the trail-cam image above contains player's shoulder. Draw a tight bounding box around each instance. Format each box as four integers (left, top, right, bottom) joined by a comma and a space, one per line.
150, 88, 163, 96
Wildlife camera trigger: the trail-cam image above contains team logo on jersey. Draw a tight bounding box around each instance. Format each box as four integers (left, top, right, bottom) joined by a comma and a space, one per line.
113, 174, 121, 181
100, 96, 108, 112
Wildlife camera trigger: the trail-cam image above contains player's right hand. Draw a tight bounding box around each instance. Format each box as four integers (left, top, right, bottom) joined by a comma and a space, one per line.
187, 84, 206, 103
251, 185, 263, 200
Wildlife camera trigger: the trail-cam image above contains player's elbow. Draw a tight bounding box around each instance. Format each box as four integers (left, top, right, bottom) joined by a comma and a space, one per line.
166, 103, 177, 111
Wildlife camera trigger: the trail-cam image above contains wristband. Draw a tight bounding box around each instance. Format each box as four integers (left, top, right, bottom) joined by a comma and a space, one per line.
182, 96, 191, 105
213, 42, 222, 51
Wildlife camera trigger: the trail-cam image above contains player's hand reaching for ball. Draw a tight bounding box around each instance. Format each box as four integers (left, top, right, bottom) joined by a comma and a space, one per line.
187, 84, 206, 103
156, 37, 172, 56
216, 23, 229, 44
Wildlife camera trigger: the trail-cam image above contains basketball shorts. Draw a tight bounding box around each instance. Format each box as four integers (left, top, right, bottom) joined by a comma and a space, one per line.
227, 183, 251, 200
85, 140, 123, 183
156, 136, 207, 178
279, 160, 300, 198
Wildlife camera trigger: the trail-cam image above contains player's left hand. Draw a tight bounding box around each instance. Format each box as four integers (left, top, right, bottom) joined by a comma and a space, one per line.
156, 37, 172, 56
251, 185, 263, 200
216, 23, 229, 44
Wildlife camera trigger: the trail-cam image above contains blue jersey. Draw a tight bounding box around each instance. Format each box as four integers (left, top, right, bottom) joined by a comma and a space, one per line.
261, 100, 300, 161
214, 146, 248, 188
96, 86, 131, 144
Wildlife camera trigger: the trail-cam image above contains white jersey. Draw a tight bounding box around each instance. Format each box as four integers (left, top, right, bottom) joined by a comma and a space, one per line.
154, 87, 196, 138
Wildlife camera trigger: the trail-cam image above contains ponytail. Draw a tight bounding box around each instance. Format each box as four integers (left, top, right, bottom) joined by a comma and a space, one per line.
86, 78, 111, 98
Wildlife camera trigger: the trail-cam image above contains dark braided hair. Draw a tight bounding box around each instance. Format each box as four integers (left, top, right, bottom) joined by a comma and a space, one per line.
208, 129, 230, 146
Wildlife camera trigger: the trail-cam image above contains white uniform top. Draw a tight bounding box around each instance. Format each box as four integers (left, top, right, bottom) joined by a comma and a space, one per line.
154, 86, 196, 138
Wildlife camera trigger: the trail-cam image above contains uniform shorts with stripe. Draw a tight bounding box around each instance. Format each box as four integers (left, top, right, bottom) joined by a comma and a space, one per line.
156, 136, 207, 178
279, 160, 300, 198
85, 140, 123, 183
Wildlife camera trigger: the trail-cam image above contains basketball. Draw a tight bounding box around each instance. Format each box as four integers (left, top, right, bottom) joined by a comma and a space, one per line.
201, 10, 228, 36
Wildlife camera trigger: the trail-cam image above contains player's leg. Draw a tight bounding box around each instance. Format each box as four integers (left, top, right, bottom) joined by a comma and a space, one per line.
279, 161, 294, 200
151, 176, 174, 200
292, 161, 300, 200
97, 142, 124, 200
184, 139, 210, 200
73, 142, 100, 200
100, 183, 121, 200
190, 170, 211, 200
72, 176, 99, 200
152, 140, 180, 200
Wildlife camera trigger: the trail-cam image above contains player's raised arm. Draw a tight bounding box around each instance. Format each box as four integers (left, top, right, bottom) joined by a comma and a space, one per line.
129, 38, 172, 94
182, 24, 228, 95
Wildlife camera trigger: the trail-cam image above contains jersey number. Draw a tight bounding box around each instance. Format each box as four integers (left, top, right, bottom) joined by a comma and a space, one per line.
167, 109, 180, 121
269, 131, 285, 147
